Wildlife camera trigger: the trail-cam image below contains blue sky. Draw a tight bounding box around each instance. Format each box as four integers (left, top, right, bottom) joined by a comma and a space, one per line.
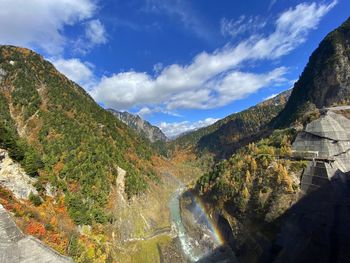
0, 0, 349, 137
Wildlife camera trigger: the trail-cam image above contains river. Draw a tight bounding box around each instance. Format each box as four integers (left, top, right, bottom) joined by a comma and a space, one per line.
169, 188, 222, 262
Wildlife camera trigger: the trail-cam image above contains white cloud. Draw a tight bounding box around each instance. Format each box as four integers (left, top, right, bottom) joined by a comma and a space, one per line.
85, 19, 107, 45
51, 58, 96, 89
0, 0, 97, 55
159, 118, 219, 138
220, 15, 266, 38
153, 63, 164, 74
264, 93, 278, 100
137, 107, 153, 117
92, 1, 336, 111
136, 107, 182, 118
164, 67, 288, 110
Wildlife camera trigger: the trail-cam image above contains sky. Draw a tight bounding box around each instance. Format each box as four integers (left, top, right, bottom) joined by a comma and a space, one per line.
0, 0, 349, 137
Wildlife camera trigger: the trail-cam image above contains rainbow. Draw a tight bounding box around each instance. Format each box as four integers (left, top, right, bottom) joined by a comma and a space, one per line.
169, 187, 226, 262
191, 194, 226, 246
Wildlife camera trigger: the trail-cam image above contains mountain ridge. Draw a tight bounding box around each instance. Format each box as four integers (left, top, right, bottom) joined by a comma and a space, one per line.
188, 16, 350, 263
273, 17, 350, 127
173, 89, 291, 159
108, 109, 167, 143
0, 45, 157, 224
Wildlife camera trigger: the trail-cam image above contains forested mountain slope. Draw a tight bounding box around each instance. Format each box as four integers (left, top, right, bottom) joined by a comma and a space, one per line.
0, 45, 157, 225
189, 17, 350, 263
173, 89, 291, 159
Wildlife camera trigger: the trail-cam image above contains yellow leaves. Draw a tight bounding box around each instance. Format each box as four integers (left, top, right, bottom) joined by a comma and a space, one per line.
281, 135, 290, 146
57, 195, 65, 207
81, 225, 92, 236
50, 217, 58, 228
53, 161, 64, 175
245, 170, 252, 184
73, 231, 111, 263
235, 160, 244, 171
86, 246, 95, 259
273, 162, 294, 193
250, 158, 257, 173
262, 157, 270, 169
247, 143, 258, 154
280, 145, 292, 157
242, 186, 250, 200
279, 134, 292, 157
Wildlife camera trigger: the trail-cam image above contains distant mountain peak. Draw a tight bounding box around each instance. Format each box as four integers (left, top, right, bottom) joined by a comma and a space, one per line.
108, 109, 167, 143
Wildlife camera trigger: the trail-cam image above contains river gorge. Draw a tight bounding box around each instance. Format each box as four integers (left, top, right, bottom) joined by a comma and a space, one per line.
169, 188, 237, 263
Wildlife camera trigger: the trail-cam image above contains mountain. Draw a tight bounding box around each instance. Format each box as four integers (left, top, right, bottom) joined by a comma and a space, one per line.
188, 17, 350, 263
0, 45, 157, 225
108, 109, 167, 143
274, 17, 350, 127
173, 89, 291, 159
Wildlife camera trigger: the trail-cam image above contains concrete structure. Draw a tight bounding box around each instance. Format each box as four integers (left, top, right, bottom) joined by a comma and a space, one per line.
0, 204, 72, 263
292, 111, 350, 193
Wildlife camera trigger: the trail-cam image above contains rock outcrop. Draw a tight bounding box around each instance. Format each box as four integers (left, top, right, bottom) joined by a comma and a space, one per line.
274, 17, 350, 127
108, 109, 167, 143
0, 149, 37, 200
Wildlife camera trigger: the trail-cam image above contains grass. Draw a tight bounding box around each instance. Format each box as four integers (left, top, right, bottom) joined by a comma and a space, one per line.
115, 235, 172, 263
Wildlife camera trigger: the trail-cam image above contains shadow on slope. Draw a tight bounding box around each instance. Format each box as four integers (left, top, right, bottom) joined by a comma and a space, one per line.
197, 172, 350, 263
196, 245, 238, 263
268, 174, 350, 263
197, 129, 273, 160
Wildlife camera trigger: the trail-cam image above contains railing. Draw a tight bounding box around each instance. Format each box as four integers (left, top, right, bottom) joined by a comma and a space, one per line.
291, 150, 336, 161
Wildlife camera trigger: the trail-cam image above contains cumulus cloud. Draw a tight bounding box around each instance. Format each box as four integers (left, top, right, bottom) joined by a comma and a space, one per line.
92, 1, 336, 111
137, 107, 153, 117
0, 0, 97, 54
159, 118, 219, 138
165, 67, 287, 109
85, 19, 107, 45
50, 58, 96, 89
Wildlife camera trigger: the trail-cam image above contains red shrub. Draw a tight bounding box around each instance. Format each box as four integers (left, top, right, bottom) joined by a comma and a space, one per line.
26, 221, 46, 237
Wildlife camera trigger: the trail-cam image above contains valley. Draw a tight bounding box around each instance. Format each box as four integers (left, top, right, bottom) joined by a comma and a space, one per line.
0, 4, 349, 263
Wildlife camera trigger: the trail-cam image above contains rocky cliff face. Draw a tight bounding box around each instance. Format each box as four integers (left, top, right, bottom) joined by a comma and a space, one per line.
274, 17, 350, 127
108, 109, 167, 143
0, 149, 37, 200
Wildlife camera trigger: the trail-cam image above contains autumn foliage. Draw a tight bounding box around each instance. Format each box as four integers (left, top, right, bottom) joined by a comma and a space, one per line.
26, 221, 46, 237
